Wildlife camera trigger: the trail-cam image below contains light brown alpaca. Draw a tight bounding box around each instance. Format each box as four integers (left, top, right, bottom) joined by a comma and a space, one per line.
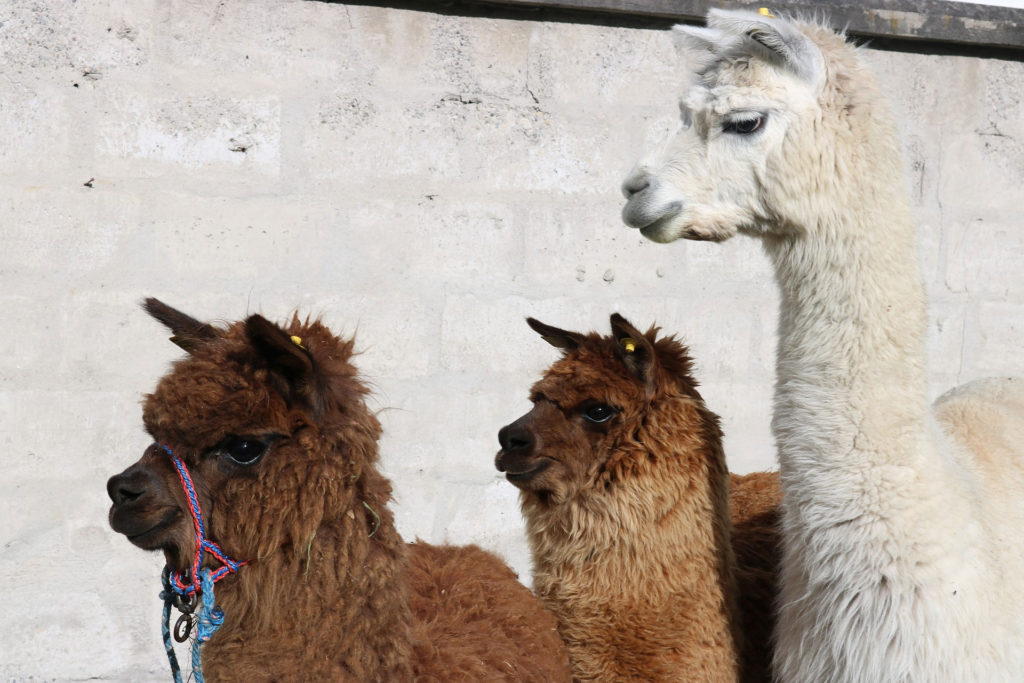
496, 314, 780, 682
107, 299, 571, 682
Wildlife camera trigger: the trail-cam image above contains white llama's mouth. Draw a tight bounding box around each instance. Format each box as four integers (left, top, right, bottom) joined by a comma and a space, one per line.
625, 205, 691, 246
622, 197, 682, 232
628, 201, 737, 244
639, 211, 688, 243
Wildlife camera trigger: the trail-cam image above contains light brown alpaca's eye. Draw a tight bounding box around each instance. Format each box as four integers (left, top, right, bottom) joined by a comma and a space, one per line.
582, 404, 616, 424
723, 114, 765, 135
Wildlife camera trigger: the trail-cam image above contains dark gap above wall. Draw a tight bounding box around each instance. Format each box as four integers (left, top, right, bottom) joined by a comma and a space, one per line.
333, 0, 1024, 59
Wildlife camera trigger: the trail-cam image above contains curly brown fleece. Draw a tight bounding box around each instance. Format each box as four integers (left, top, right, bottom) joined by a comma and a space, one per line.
108, 299, 570, 682
496, 314, 780, 682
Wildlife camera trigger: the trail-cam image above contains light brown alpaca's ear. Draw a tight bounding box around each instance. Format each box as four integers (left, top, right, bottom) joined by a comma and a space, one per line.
526, 317, 583, 351
244, 314, 319, 411
610, 313, 656, 386
143, 297, 219, 353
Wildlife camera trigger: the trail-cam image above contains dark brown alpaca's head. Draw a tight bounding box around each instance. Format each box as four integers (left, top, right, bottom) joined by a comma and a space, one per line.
107, 298, 382, 575
496, 313, 718, 506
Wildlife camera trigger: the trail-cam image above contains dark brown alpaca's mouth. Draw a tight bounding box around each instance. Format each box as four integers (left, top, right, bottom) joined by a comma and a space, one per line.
112, 508, 183, 550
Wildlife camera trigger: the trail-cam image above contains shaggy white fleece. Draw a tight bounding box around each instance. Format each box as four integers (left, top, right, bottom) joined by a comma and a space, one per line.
621, 10, 1024, 682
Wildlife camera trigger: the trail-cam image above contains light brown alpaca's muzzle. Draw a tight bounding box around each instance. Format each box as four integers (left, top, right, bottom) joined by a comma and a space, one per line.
496, 416, 554, 490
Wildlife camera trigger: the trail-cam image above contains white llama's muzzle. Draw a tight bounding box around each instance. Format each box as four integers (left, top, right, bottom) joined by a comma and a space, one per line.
621, 170, 688, 243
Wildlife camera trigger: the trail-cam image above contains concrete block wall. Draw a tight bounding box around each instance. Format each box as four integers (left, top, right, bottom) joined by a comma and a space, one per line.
1, 1, 1021, 679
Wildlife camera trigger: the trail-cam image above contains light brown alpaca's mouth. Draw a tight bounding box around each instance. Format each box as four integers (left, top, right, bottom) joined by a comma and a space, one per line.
501, 458, 552, 486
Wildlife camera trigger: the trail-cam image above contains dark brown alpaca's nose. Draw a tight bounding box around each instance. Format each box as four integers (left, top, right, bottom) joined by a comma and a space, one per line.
498, 423, 534, 455
107, 465, 151, 506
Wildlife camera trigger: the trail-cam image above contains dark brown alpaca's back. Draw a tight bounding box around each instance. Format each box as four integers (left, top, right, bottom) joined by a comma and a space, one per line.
406, 542, 570, 680
730, 471, 782, 683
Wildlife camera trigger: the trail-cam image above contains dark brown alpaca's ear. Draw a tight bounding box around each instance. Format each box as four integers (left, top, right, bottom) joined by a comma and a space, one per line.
526, 317, 584, 351
610, 313, 656, 386
244, 315, 318, 410
143, 297, 219, 353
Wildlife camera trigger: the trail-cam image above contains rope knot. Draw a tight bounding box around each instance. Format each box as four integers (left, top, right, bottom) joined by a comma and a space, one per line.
156, 444, 248, 683
195, 567, 226, 643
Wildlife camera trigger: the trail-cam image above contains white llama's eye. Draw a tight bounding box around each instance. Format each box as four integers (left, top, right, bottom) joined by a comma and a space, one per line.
723, 114, 766, 135
582, 404, 616, 424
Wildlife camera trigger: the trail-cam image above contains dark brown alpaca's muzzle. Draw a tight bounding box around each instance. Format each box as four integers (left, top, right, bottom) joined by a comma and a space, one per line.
107, 446, 185, 553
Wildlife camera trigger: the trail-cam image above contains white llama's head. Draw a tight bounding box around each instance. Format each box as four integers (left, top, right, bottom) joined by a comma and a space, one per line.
622, 10, 832, 243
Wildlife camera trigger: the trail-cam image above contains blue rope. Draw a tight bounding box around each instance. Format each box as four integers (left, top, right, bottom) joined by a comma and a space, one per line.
191, 567, 225, 683
159, 559, 228, 683
154, 444, 241, 683
160, 567, 184, 683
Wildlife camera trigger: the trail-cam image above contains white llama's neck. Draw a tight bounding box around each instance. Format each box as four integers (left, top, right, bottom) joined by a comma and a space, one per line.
755, 43, 949, 501
757, 74, 1012, 681
763, 174, 954, 525
768, 203, 923, 451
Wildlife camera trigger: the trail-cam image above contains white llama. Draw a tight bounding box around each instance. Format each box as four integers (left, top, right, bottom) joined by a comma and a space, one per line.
621, 9, 1024, 682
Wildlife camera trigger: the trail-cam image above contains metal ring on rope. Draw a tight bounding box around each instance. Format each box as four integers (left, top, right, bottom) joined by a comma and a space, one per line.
156, 444, 249, 683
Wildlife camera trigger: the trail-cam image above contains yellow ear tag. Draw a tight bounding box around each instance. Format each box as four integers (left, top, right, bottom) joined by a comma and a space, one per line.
758, 7, 776, 17
290, 335, 306, 350
621, 338, 637, 354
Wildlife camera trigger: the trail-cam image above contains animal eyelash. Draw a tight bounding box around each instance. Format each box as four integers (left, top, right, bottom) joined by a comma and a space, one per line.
722, 113, 767, 135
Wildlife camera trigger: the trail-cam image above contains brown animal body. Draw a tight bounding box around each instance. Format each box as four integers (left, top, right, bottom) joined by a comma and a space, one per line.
495, 314, 780, 682
107, 299, 571, 682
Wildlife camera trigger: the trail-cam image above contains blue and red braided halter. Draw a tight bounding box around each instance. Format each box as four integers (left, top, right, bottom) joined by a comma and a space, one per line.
156, 443, 248, 683
159, 443, 248, 596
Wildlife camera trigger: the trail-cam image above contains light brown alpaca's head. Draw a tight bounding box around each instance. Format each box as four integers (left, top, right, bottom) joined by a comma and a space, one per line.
107, 298, 383, 578
496, 313, 720, 507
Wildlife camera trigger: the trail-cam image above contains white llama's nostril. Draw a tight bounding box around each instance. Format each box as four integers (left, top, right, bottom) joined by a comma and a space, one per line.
621, 172, 651, 200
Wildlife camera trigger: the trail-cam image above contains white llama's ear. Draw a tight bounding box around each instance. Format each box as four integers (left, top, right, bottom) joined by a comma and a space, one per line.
671, 24, 728, 70
672, 24, 726, 53
526, 317, 583, 351
707, 9, 824, 87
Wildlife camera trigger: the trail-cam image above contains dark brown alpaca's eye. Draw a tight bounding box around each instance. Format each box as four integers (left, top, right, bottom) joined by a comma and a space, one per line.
218, 436, 268, 466
582, 404, 616, 424
723, 114, 765, 135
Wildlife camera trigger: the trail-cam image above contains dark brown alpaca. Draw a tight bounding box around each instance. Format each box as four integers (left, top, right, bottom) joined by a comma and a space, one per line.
107, 299, 571, 682
495, 314, 780, 682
